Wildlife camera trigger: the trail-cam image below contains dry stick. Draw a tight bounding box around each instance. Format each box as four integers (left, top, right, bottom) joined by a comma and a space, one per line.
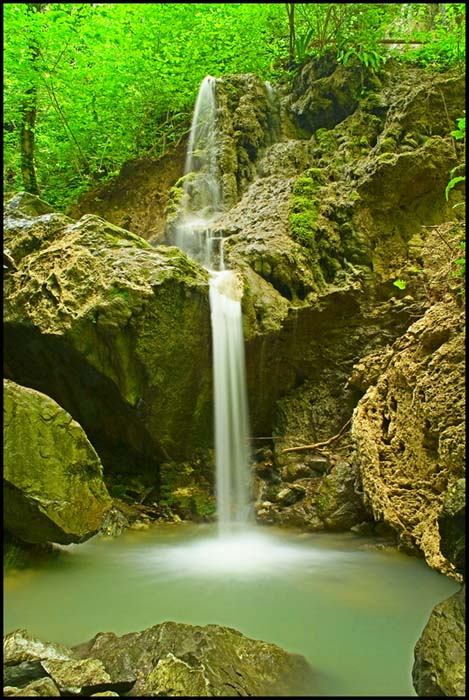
281, 417, 352, 454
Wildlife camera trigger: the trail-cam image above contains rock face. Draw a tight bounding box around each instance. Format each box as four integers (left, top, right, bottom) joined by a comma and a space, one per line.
3, 624, 315, 697
412, 586, 465, 697
72, 621, 315, 696
4, 379, 112, 545
351, 296, 465, 579
68, 143, 187, 245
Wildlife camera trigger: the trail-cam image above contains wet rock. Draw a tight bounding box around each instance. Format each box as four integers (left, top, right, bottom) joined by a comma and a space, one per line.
276, 485, 306, 506
72, 621, 315, 696
4, 379, 112, 545
413, 586, 465, 697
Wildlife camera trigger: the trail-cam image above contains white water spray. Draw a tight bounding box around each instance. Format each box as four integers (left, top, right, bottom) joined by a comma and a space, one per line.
175, 75, 252, 533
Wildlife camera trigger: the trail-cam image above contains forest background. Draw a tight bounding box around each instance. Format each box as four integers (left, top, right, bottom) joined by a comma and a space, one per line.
3, 3, 466, 211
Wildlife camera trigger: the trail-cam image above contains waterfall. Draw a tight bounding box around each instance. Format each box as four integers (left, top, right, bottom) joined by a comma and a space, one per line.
175, 75, 224, 270
175, 76, 252, 533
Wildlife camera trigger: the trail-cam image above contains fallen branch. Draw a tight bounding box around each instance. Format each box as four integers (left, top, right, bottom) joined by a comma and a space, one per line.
281, 417, 352, 454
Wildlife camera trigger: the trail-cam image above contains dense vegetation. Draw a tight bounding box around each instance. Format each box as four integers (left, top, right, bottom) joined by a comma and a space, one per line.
3, 3, 466, 210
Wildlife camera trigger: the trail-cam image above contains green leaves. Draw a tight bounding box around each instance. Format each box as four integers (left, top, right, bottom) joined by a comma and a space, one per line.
393, 279, 407, 291
445, 115, 465, 202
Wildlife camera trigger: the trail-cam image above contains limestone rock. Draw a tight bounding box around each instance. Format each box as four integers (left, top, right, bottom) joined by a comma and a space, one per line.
438, 478, 465, 578
72, 621, 315, 696
15, 677, 60, 697
4, 198, 212, 482
4, 379, 112, 545
352, 297, 465, 578
41, 658, 112, 695
413, 586, 465, 697
3, 629, 76, 665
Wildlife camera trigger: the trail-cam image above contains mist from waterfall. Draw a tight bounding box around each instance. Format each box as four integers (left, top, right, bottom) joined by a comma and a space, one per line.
175, 75, 252, 534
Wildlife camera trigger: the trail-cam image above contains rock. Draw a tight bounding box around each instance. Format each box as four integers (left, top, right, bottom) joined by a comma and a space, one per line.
413, 586, 465, 697
40, 658, 112, 695
3, 629, 76, 665
5, 191, 55, 218
3, 661, 46, 688
16, 677, 60, 696
72, 621, 315, 696
68, 143, 187, 243
4, 379, 112, 545
3, 688, 40, 697
4, 200, 212, 484
438, 478, 465, 578
315, 459, 369, 531
276, 485, 305, 506
352, 298, 465, 578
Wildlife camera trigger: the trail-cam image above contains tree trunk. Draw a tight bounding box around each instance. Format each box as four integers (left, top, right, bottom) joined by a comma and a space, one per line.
285, 3, 296, 62
20, 4, 45, 195
20, 82, 40, 195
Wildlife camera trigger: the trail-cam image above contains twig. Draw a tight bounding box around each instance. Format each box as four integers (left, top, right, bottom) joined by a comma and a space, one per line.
281, 417, 352, 454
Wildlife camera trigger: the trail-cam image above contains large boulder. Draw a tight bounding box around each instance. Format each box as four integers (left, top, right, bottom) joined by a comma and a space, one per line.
4, 624, 315, 696
72, 621, 315, 696
412, 586, 465, 697
4, 379, 112, 545
4, 194, 212, 488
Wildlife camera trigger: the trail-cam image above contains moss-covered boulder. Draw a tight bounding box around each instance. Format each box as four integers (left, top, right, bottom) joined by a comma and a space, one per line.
412, 586, 465, 696
73, 621, 315, 696
4, 195, 212, 491
4, 379, 112, 545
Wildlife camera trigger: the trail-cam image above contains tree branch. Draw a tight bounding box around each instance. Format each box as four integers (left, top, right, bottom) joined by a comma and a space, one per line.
281, 417, 352, 453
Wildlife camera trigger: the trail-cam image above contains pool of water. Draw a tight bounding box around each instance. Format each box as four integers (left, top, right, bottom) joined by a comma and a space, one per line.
3, 523, 458, 696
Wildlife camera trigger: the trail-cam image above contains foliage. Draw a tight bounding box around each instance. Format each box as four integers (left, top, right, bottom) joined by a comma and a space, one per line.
3, 3, 466, 210
4, 3, 286, 208
393, 279, 407, 291
445, 116, 466, 201
396, 3, 466, 71
445, 115, 465, 278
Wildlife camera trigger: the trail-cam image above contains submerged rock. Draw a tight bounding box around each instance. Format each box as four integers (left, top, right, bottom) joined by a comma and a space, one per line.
412, 586, 465, 697
4, 379, 112, 545
73, 621, 315, 696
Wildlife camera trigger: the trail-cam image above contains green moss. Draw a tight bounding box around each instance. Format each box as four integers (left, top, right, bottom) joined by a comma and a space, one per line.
289, 169, 327, 252
377, 152, 397, 164
109, 288, 130, 303
159, 454, 215, 521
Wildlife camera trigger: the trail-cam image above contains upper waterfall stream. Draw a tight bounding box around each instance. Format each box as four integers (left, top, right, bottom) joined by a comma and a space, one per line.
175, 75, 252, 534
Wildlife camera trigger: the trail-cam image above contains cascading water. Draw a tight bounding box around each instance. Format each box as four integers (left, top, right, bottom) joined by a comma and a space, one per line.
175, 75, 252, 533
